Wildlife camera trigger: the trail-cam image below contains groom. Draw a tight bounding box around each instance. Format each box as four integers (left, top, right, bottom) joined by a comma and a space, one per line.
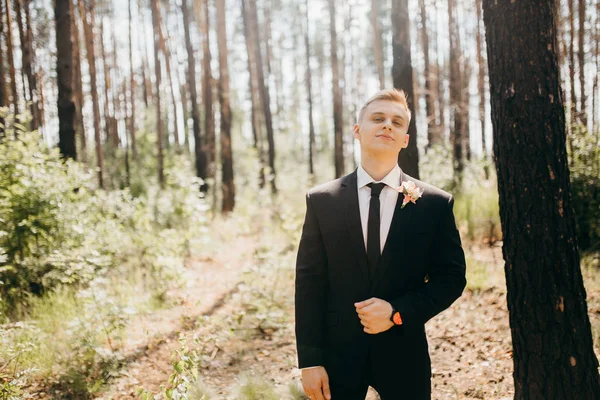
295, 89, 466, 400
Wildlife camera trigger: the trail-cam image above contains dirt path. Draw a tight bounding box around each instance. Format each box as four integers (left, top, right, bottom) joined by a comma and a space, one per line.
97, 235, 258, 399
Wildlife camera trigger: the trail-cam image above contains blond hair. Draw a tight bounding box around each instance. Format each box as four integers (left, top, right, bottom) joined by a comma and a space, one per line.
357, 89, 412, 123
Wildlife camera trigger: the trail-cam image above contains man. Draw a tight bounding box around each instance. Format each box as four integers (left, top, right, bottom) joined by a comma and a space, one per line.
295, 89, 467, 400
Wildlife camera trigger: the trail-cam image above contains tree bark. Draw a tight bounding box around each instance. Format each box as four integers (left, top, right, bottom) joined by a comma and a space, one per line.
4, 0, 18, 117
201, 0, 215, 179
568, 0, 577, 127
183, 0, 207, 190
392, 0, 419, 178
55, 0, 76, 159
328, 0, 344, 178
483, 0, 600, 397
371, 0, 384, 89
241, 0, 265, 188
15, 0, 38, 129
448, 0, 464, 186
247, 0, 276, 192
475, 0, 487, 162
150, 0, 165, 186
577, 0, 586, 127
304, 0, 315, 176
0, 2, 7, 138
182, 0, 207, 187
216, 0, 234, 212
128, 0, 136, 157
71, 1, 86, 161
157, 11, 180, 149
99, 17, 116, 149
420, 0, 438, 150
79, 0, 104, 188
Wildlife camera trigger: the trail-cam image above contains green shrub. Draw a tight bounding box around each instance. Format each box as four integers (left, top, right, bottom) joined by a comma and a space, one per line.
568, 127, 600, 251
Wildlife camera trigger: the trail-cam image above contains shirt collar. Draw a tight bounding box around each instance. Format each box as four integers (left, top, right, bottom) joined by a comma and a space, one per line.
357, 164, 401, 190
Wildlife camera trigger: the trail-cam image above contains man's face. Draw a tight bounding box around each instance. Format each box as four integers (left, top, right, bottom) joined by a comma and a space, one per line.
353, 100, 410, 157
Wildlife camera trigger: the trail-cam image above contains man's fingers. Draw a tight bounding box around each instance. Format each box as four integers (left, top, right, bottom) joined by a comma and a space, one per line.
354, 297, 376, 308
322, 374, 331, 400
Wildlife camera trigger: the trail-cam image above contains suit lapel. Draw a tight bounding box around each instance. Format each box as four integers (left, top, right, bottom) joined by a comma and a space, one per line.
341, 170, 370, 285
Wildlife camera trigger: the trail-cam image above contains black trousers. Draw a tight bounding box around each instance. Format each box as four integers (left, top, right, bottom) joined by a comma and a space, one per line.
327, 352, 431, 400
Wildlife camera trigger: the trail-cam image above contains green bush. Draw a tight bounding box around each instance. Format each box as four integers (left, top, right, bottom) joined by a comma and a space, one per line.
568, 128, 600, 251
0, 131, 207, 314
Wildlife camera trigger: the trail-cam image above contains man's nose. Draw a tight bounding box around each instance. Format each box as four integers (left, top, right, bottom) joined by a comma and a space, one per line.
383, 120, 392, 130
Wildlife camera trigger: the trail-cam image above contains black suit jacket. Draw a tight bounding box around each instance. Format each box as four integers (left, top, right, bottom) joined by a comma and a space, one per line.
294, 169, 466, 387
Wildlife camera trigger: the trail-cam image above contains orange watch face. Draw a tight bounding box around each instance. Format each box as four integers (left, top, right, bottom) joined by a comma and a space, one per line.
393, 312, 402, 325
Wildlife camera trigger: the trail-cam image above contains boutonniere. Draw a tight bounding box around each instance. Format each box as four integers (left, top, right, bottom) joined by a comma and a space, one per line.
393, 180, 424, 209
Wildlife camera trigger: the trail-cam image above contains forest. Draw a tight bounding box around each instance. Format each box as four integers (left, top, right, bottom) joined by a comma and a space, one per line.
0, 0, 599, 398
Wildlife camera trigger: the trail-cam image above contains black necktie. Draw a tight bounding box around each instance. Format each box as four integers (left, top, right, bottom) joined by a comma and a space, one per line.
367, 182, 386, 280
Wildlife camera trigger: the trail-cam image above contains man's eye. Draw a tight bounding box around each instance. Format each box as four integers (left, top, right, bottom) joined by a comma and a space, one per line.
393, 121, 401, 126
374, 117, 383, 122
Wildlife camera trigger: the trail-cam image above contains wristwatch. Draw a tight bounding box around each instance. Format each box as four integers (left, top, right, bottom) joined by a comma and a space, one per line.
390, 306, 402, 326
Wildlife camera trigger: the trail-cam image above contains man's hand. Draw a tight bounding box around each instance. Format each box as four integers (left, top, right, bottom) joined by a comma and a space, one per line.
354, 297, 394, 334
301, 366, 331, 400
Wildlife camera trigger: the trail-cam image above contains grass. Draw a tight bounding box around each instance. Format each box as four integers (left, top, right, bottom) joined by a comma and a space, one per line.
0, 262, 177, 398
233, 374, 279, 400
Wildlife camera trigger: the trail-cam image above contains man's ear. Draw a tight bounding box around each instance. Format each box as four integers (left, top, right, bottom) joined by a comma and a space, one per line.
353, 124, 360, 140
401, 134, 410, 149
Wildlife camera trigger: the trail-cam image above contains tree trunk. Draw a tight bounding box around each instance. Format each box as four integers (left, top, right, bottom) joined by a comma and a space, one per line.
216, 0, 234, 212
71, 1, 85, 161
5, 0, 18, 117
568, 0, 577, 127
201, 0, 215, 179
328, 0, 344, 178
448, 0, 464, 186
482, 1, 600, 397
99, 18, 115, 149
0, 3, 7, 138
475, 0, 487, 163
79, 0, 104, 188
392, 0, 419, 178
577, 0, 586, 127
128, 0, 136, 157
371, 0, 384, 89
304, 0, 315, 176
182, 0, 207, 187
55, 0, 76, 159
15, 0, 38, 130
241, 0, 265, 188
420, 0, 438, 150
462, 60, 471, 162
150, 0, 165, 187
157, 13, 180, 149
247, 0, 276, 193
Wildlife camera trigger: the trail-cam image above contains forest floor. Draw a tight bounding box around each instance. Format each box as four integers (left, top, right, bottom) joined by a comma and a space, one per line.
94, 224, 526, 400
23, 208, 600, 400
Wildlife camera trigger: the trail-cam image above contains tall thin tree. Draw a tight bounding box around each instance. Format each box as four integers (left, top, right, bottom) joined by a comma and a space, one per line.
328, 0, 344, 178
247, 0, 277, 192
128, 0, 136, 157
201, 0, 215, 178
578, 0, 587, 127
216, 0, 234, 212
55, 0, 76, 159
370, 0, 385, 89
483, 0, 600, 397
150, 0, 165, 186
304, 0, 316, 176
392, 0, 419, 178
80, 0, 104, 188
4, 0, 18, 117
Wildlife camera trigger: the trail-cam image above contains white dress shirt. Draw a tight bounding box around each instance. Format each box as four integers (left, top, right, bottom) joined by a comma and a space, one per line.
356, 164, 401, 253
